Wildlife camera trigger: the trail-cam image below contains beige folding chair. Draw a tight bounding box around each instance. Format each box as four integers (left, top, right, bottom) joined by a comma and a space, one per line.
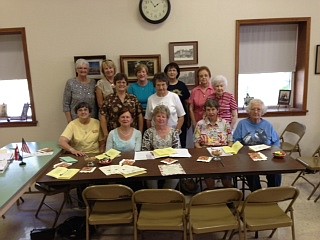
188, 188, 242, 240
239, 186, 299, 240
132, 189, 187, 240
280, 121, 306, 156
291, 144, 320, 202
82, 184, 134, 240
35, 183, 72, 227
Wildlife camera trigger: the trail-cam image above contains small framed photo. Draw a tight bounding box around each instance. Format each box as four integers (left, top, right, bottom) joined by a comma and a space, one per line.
179, 67, 199, 89
169, 41, 198, 65
278, 90, 291, 105
120, 54, 161, 81
74, 55, 106, 79
315, 45, 320, 74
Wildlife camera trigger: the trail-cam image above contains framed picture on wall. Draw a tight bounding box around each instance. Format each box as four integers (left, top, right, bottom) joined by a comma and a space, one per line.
169, 41, 198, 65
179, 67, 199, 89
120, 54, 161, 81
278, 90, 291, 105
74, 55, 106, 79
315, 45, 320, 74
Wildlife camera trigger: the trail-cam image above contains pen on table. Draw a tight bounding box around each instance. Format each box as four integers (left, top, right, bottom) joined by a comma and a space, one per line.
220, 161, 224, 167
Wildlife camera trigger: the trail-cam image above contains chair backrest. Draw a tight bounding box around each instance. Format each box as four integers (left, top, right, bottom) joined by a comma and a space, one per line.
82, 184, 133, 203
133, 189, 185, 205
189, 188, 243, 207
281, 121, 306, 139
241, 186, 299, 214
20, 103, 30, 119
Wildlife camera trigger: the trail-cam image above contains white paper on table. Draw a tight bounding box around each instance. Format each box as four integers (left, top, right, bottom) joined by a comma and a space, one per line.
207, 147, 233, 156
0, 152, 13, 160
134, 151, 155, 160
170, 148, 191, 158
99, 165, 122, 176
158, 163, 186, 176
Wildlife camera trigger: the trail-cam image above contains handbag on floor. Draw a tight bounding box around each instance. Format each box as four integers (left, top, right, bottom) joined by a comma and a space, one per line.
56, 216, 87, 239
30, 228, 55, 240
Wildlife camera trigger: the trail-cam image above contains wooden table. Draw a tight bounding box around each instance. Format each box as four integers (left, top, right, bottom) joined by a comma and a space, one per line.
0, 142, 62, 216
36, 146, 305, 186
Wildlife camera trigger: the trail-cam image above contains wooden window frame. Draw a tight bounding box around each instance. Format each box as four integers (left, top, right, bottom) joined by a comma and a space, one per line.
0, 27, 37, 127
235, 17, 310, 117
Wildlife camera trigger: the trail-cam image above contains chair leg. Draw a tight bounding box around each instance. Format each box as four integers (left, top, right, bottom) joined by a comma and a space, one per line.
291, 171, 303, 186
314, 192, 320, 202
307, 181, 320, 200
52, 193, 68, 227
35, 194, 47, 217
254, 231, 258, 238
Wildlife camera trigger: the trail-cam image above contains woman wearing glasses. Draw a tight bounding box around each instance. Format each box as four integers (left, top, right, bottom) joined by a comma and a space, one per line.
233, 98, 281, 191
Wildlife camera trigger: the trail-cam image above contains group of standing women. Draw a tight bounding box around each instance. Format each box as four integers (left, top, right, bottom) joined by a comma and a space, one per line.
60, 58, 281, 192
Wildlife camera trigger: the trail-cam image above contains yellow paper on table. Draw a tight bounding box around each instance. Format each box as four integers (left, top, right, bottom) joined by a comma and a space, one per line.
222, 141, 243, 155
106, 149, 121, 159
95, 149, 121, 160
46, 167, 80, 179
153, 147, 177, 158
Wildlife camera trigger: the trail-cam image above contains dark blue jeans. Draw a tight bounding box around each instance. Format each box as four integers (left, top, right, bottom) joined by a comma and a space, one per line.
246, 174, 282, 192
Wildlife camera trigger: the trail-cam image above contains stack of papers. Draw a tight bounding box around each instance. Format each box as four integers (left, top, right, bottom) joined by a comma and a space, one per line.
249, 144, 271, 152
134, 149, 191, 160
248, 152, 268, 161
158, 163, 186, 176
59, 156, 78, 163
153, 147, 177, 158
207, 147, 232, 157
99, 165, 146, 178
96, 148, 121, 160
79, 166, 96, 173
197, 156, 213, 162
222, 141, 243, 154
0, 160, 9, 173
46, 167, 80, 179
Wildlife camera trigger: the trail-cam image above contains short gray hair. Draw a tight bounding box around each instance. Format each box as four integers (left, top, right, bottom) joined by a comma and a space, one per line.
212, 75, 228, 87
246, 99, 268, 115
75, 58, 89, 69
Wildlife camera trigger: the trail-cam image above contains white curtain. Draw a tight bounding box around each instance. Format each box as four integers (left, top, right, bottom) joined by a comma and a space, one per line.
0, 34, 26, 80
239, 24, 298, 74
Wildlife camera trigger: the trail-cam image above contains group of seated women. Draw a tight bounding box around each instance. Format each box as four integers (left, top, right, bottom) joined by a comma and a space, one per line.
59, 97, 281, 193
60, 58, 281, 193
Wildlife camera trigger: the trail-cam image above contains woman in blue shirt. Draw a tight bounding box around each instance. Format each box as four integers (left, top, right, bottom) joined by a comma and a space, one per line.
233, 98, 281, 191
106, 108, 141, 152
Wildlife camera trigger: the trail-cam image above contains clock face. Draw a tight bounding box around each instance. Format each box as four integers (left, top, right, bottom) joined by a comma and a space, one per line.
139, 0, 171, 24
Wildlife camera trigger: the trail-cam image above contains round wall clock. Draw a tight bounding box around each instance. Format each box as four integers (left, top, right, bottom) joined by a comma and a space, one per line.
139, 0, 171, 24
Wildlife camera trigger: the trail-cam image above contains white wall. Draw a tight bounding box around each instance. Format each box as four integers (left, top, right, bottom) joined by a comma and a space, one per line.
1, 0, 320, 154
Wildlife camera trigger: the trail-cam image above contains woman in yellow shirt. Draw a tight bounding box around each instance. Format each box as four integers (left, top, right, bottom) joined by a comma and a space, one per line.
59, 102, 105, 156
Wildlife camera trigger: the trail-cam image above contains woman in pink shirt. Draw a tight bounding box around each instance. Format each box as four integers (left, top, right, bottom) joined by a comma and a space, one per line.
189, 66, 215, 128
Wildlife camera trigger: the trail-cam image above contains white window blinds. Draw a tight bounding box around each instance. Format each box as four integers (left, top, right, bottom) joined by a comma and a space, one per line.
0, 34, 26, 80
239, 24, 298, 74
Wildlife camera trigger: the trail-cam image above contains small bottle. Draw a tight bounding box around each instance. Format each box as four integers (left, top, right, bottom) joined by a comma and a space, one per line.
15, 144, 20, 160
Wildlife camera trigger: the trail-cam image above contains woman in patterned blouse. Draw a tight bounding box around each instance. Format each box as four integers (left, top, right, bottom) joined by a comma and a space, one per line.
194, 98, 233, 189
142, 105, 181, 189
99, 73, 143, 140
63, 59, 97, 122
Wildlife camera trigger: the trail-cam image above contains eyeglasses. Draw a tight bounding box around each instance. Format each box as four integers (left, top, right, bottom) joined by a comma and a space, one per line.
250, 108, 262, 112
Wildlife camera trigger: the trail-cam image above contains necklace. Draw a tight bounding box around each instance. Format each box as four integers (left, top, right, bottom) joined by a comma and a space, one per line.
118, 128, 132, 137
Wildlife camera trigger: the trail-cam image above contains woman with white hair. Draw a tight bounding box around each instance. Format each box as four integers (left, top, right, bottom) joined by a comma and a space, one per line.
63, 58, 97, 122
210, 75, 238, 129
233, 98, 281, 191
